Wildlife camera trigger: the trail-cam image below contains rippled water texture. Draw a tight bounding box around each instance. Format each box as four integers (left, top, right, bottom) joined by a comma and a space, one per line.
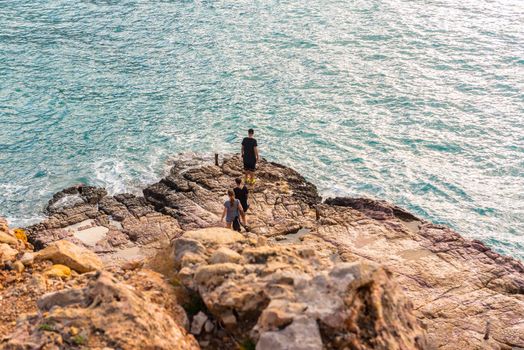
0, 0, 523, 258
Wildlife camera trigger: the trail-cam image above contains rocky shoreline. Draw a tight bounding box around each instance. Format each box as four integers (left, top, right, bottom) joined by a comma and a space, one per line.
1, 154, 523, 349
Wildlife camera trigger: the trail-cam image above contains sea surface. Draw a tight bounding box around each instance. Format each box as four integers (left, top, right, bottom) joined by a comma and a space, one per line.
0, 0, 523, 259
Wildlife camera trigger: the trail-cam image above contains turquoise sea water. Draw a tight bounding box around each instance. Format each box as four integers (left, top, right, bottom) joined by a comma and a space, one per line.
0, 0, 523, 258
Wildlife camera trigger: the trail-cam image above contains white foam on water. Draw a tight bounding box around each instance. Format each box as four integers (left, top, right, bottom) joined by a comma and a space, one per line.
48, 193, 84, 212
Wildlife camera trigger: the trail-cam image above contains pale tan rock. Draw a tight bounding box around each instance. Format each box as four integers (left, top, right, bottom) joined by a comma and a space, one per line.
20, 252, 35, 266
257, 316, 323, 350
258, 305, 294, 331
12, 260, 25, 273
184, 228, 244, 245
190, 311, 208, 335
0, 231, 17, 246
221, 312, 237, 328
0, 243, 18, 263
29, 274, 47, 294
180, 252, 206, 268
194, 263, 244, 286
204, 320, 214, 333
173, 237, 206, 264
209, 247, 242, 264
36, 240, 103, 273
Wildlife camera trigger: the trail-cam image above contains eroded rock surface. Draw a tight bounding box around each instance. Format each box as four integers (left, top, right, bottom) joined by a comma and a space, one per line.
15, 154, 524, 349
2, 270, 198, 350
173, 228, 427, 350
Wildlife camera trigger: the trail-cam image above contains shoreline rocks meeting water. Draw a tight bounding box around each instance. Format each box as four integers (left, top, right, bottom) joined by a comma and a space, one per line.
1, 154, 523, 349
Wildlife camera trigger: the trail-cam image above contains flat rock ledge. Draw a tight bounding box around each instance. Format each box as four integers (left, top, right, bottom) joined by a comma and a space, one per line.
1, 154, 522, 349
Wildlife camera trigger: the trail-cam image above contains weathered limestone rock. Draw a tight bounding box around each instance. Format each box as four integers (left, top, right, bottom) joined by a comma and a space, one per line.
19, 252, 34, 266
12, 261, 24, 273
36, 240, 103, 273
184, 228, 244, 245
317, 200, 524, 349
16, 153, 524, 349
0, 244, 18, 263
257, 316, 323, 350
190, 311, 208, 335
172, 228, 427, 349
0, 232, 17, 247
210, 247, 243, 264
2, 271, 198, 350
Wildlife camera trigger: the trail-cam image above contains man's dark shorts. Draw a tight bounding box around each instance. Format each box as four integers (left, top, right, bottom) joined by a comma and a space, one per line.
243, 160, 256, 171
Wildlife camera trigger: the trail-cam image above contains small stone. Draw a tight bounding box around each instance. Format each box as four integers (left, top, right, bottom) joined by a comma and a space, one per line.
0, 243, 18, 262
190, 311, 208, 335
20, 252, 35, 266
44, 264, 72, 279
299, 248, 315, 258
29, 274, 47, 293
121, 259, 144, 271
221, 312, 237, 328
14, 228, 27, 243
257, 316, 323, 350
70, 326, 79, 336
204, 320, 214, 333
13, 260, 25, 273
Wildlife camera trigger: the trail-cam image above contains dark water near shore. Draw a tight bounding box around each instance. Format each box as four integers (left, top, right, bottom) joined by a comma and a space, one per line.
0, 0, 523, 258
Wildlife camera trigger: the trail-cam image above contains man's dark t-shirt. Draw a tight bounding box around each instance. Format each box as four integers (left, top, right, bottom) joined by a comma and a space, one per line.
242, 137, 257, 163
234, 186, 249, 212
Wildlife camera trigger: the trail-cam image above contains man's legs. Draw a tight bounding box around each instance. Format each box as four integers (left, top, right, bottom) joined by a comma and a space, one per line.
248, 170, 256, 184
243, 160, 256, 184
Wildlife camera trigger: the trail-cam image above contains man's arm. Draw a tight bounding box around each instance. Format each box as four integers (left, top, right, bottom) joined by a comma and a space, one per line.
238, 205, 246, 224
255, 146, 259, 162
241, 145, 244, 159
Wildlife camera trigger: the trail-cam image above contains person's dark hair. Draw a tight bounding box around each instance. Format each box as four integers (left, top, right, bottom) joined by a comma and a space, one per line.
248, 128, 254, 135
235, 178, 242, 185
227, 189, 235, 206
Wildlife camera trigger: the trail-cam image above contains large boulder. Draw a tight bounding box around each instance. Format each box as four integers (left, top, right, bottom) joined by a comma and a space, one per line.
35, 240, 103, 273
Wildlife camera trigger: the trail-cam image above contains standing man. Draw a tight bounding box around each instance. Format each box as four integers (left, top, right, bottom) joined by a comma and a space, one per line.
241, 128, 259, 185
